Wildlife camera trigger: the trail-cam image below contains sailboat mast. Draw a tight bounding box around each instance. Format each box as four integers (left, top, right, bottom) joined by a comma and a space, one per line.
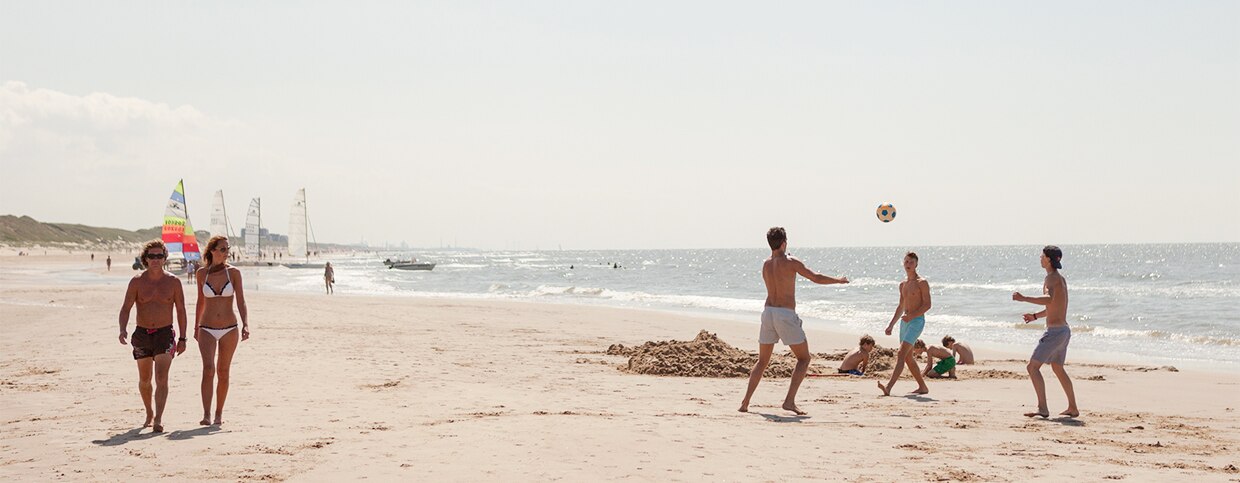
257, 197, 262, 259
221, 191, 235, 238
306, 190, 318, 262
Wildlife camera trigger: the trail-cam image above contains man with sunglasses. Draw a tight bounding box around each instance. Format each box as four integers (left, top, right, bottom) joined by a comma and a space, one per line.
117, 240, 188, 432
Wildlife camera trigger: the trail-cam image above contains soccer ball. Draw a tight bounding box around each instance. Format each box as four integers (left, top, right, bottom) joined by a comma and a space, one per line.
876, 203, 896, 223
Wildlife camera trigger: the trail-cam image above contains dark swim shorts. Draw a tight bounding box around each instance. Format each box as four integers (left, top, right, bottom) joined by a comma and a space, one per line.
131, 326, 175, 360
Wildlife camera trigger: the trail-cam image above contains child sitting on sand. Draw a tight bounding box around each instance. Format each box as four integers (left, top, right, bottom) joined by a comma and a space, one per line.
916, 340, 957, 379
941, 335, 974, 365
837, 335, 876, 376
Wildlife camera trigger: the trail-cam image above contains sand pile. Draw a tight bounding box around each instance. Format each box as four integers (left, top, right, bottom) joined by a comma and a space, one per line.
608, 330, 858, 378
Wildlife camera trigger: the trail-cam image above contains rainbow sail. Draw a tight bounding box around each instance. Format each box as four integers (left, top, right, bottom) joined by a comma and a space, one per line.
161, 179, 198, 262
183, 216, 202, 263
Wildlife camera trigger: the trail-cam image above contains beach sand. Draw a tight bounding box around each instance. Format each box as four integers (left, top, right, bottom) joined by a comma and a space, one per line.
2, 254, 1239, 481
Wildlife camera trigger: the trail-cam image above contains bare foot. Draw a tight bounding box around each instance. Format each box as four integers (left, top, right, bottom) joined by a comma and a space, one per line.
152, 421, 164, 433
877, 381, 891, 396
737, 405, 749, 413
1060, 409, 1080, 418
213, 417, 224, 425
199, 418, 211, 426
1024, 410, 1050, 418
912, 387, 929, 395
143, 416, 154, 428
782, 403, 807, 415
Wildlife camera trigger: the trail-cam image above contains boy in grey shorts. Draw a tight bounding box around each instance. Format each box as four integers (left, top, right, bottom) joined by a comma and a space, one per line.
1013, 245, 1079, 418
739, 227, 848, 415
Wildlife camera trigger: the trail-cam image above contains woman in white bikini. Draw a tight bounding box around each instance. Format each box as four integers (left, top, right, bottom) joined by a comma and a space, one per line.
195, 236, 250, 425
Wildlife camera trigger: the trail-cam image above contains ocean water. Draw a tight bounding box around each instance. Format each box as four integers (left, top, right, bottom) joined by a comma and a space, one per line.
246, 243, 1240, 371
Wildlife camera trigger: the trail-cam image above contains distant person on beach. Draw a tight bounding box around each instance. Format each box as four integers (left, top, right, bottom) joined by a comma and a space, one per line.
837, 335, 876, 376
195, 236, 251, 426
92, 253, 95, 262
941, 335, 974, 365
739, 227, 849, 415
1013, 245, 1078, 418
117, 240, 188, 433
879, 252, 931, 396
106, 255, 112, 271
918, 340, 957, 379
324, 262, 335, 294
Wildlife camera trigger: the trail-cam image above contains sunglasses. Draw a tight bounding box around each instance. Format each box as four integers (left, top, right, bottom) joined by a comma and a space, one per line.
144, 253, 167, 260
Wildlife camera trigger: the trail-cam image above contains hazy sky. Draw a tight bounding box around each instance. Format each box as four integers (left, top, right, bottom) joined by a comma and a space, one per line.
2, 1, 1237, 249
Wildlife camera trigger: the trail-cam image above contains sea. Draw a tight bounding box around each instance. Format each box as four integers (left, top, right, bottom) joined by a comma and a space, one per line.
243, 243, 1240, 371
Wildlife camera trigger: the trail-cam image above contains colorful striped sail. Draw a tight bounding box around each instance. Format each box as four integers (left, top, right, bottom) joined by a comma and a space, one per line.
161, 179, 203, 263
162, 180, 189, 261
183, 216, 202, 262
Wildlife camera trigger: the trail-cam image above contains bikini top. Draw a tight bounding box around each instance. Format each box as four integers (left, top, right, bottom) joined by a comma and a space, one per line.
203, 267, 234, 298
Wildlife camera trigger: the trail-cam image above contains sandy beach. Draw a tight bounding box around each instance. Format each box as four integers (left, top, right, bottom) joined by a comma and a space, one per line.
2, 254, 1239, 481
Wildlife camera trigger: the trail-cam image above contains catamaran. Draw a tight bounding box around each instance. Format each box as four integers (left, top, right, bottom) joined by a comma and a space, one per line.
234, 197, 275, 266
161, 179, 202, 271
284, 188, 325, 269
209, 190, 235, 239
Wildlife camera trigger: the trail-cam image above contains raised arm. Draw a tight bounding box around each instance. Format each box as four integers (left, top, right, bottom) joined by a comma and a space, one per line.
1016, 280, 1057, 321
233, 269, 250, 341
1013, 281, 1052, 305
118, 279, 138, 344
792, 258, 848, 285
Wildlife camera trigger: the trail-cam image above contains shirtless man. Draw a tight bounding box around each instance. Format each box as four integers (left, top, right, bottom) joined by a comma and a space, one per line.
1013, 245, 1078, 418
739, 227, 849, 415
117, 240, 188, 432
879, 252, 931, 396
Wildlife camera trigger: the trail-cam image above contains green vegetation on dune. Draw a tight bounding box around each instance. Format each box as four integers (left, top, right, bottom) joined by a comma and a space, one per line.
0, 215, 179, 244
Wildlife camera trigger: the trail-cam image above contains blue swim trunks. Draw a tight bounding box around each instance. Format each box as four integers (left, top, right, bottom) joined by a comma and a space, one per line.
837, 369, 864, 376
899, 316, 925, 345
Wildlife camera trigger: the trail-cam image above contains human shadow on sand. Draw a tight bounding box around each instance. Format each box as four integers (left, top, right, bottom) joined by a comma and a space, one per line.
1044, 416, 1086, 427
756, 412, 812, 423
166, 425, 223, 440
91, 427, 163, 446
902, 394, 937, 403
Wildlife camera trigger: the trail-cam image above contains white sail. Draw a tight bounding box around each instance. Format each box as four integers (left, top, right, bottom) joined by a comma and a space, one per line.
245, 198, 261, 259
209, 190, 232, 239
288, 189, 308, 260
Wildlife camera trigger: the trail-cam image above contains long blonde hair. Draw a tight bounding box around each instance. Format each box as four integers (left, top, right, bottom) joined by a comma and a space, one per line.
203, 236, 229, 267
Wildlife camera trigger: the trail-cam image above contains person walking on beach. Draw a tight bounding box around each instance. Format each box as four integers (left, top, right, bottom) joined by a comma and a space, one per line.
1013, 245, 1078, 418
739, 227, 849, 415
879, 252, 931, 396
195, 236, 251, 426
117, 240, 188, 432
324, 262, 335, 294
106, 255, 112, 271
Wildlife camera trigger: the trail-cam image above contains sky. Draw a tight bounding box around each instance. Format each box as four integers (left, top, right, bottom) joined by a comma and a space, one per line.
1, 1, 1237, 249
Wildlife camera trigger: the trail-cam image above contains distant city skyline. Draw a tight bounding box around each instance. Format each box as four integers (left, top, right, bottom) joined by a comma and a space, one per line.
2, 2, 1237, 249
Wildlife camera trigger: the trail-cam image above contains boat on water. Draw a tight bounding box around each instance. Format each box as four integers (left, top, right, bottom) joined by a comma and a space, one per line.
232, 197, 276, 266
283, 188, 325, 269
390, 261, 436, 271
383, 257, 435, 271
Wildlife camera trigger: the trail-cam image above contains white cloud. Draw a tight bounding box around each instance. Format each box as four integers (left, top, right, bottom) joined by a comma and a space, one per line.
0, 81, 256, 231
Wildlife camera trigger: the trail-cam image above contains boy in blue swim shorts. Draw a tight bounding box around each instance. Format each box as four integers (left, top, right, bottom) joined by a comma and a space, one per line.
879, 252, 931, 396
